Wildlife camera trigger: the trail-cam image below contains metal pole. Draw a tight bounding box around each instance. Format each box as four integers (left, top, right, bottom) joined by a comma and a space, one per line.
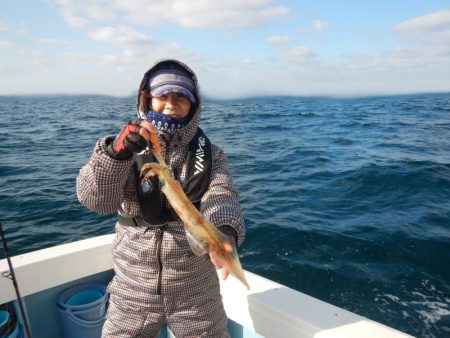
0, 222, 33, 338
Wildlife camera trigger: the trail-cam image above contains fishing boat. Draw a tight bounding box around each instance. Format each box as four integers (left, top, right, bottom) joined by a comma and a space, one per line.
1, 234, 413, 338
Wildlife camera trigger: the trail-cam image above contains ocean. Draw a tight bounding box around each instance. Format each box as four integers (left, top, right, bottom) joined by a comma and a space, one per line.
0, 93, 449, 337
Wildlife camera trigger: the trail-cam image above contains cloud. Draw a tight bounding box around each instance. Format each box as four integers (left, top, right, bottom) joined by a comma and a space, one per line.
266, 35, 290, 43
280, 45, 313, 63
394, 9, 450, 33
0, 21, 9, 32
298, 19, 329, 36
393, 9, 450, 57
51, 0, 289, 29
200, 48, 450, 99
89, 26, 154, 45
0, 40, 43, 56
393, 9, 450, 47
37, 38, 68, 45
157, 1, 289, 28
85, 25, 201, 66
4, 2, 449, 97
47, 1, 290, 74
63, 51, 119, 64
60, 10, 91, 28
16, 29, 29, 36
53, 0, 116, 28
311, 20, 329, 32
0, 40, 15, 49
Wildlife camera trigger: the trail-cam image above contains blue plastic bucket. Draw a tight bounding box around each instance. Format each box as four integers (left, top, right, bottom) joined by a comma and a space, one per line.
0, 311, 9, 330
0, 309, 21, 338
64, 302, 106, 322
66, 290, 104, 307
59, 284, 107, 311
0, 321, 22, 338
58, 284, 108, 338
58, 307, 104, 338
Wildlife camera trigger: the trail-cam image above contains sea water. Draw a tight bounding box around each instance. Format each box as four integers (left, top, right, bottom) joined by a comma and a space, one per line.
0, 93, 449, 337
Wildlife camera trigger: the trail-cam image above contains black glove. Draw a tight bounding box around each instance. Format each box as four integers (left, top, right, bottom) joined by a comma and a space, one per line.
219, 225, 238, 247
107, 120, 148, 160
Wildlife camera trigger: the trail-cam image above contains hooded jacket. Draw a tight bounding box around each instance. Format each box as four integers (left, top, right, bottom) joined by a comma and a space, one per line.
76, 59, 245, 297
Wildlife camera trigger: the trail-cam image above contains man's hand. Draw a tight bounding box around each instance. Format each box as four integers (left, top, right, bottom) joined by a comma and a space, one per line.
209, 241, 234, 280
107, 119, 159, 159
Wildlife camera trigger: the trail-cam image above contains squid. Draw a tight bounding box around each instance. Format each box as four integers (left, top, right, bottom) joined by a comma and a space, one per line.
141, 133, 250, 289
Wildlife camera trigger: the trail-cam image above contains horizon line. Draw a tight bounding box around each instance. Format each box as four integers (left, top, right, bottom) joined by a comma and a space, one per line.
0, 91, 449, 101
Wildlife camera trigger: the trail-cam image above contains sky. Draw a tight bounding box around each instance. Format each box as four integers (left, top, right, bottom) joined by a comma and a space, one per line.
1, 0, 450, 99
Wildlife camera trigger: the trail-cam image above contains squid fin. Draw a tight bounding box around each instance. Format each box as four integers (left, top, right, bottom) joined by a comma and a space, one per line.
185, 229, 208, 256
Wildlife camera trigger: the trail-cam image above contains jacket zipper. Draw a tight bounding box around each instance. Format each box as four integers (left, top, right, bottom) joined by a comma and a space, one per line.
156, 225, 166, 295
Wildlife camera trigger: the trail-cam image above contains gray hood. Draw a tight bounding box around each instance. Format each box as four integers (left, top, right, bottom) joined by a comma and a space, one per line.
136, 58, 201, 120
136, 59, 202, 146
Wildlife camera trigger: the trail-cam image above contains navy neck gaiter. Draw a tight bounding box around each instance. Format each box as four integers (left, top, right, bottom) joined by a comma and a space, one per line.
146, 110, 188, 134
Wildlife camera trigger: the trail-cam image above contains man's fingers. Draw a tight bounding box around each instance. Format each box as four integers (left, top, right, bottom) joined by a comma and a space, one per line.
221, 267, 230, 280
125, 134, 148, 152
209, 251, 232, 281
209, 252, 219, 267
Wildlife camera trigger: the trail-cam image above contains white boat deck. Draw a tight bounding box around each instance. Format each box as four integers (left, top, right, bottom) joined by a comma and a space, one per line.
0, 234, 413, 337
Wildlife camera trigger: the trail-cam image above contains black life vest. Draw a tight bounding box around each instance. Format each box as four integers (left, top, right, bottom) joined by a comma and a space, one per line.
133, 128, 212, 225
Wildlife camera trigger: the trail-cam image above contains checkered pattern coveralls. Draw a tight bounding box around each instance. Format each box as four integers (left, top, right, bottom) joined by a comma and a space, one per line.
76, 60, 245, 337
